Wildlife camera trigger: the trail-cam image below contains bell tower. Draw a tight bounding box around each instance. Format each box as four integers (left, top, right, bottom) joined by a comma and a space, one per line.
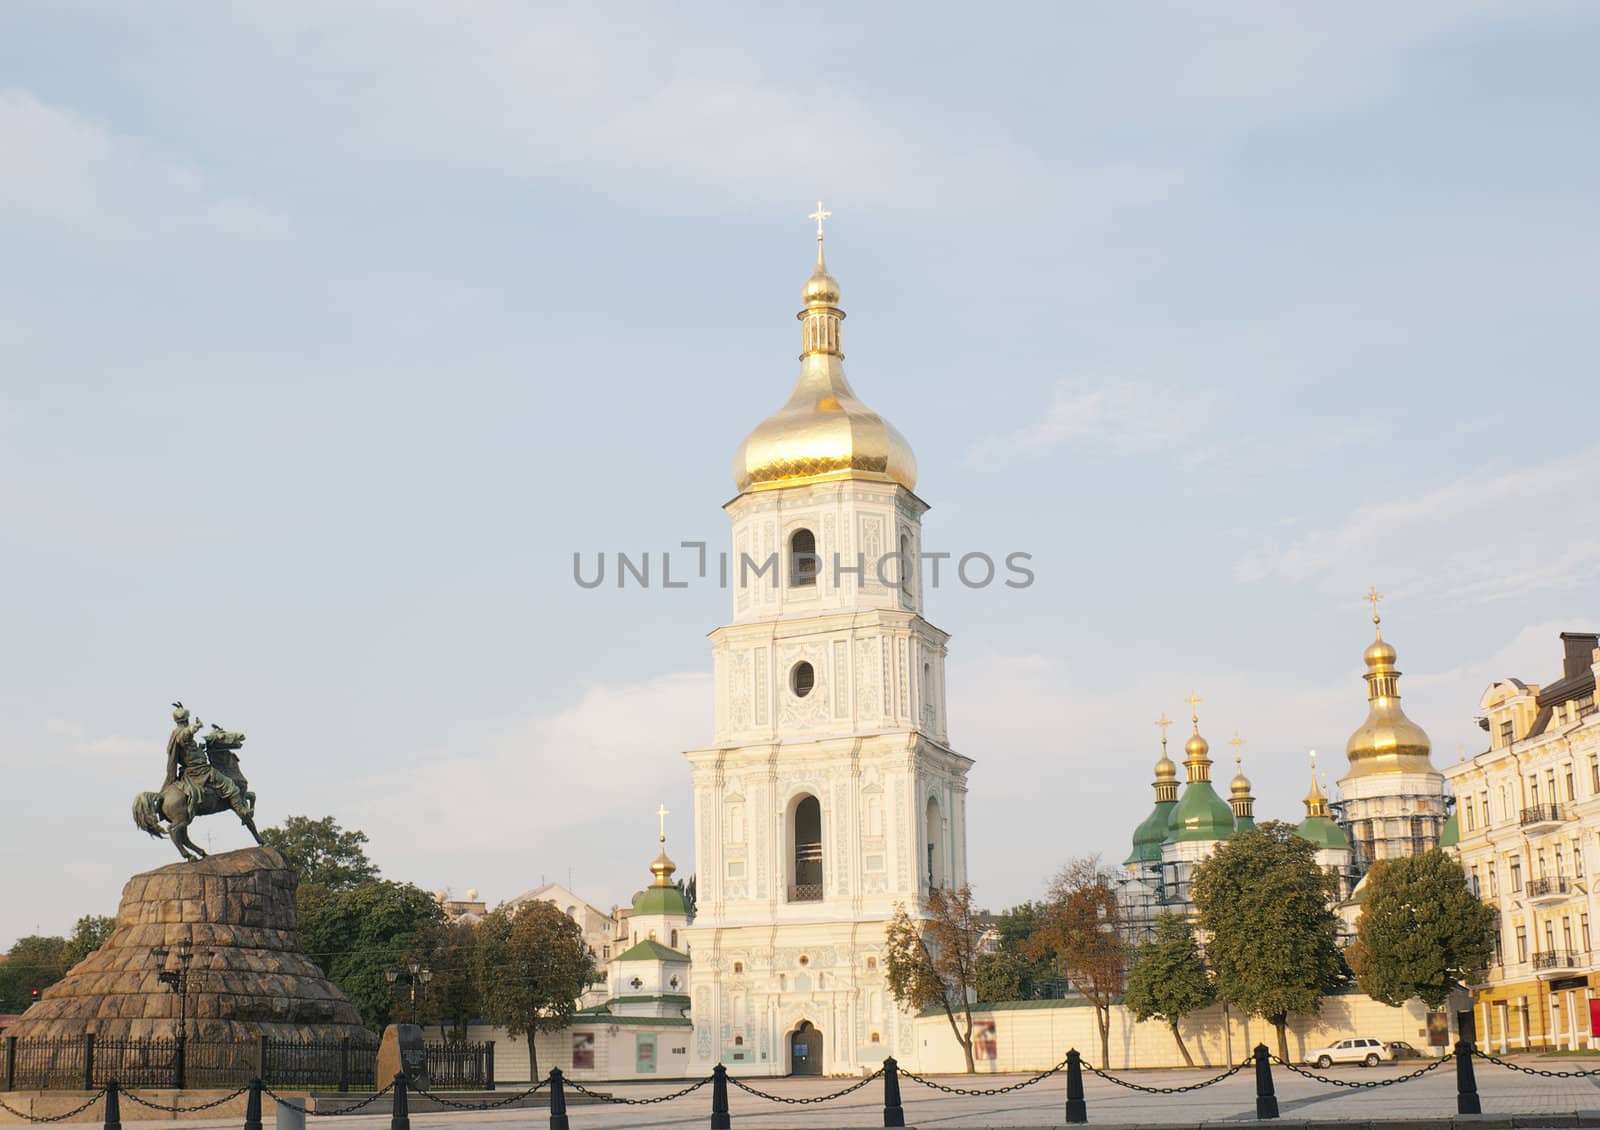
683, 212, 973, 1076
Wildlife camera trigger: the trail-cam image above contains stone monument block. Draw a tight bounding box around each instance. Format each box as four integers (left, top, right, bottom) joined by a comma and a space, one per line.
377, 1024, 429, 1090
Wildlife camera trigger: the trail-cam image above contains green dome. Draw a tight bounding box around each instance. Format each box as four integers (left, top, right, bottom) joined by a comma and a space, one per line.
1296, 814, 1350, 851
1438, 810, 1460, 849
1167, 783, 1238, 844
1124, 799, 1177, 865
632, 884, 689, 917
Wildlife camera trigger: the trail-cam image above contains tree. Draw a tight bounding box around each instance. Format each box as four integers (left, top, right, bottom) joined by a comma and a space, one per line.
296, 880, 444, 1028
988, 901, 1064, 999
884, 885, 985, 1073
1192, 821, 1342, 1063
410, 919, 481, 1040
262, 815, 380, 889
1123, 913, 1215, 1067
1347, 849, 1496, 1009
475, 903, 597, 1080
975, 949, 1026, 1003
60, 916, 116, 970
1025, 856, 1126, 1068
0, 936, 69, 1010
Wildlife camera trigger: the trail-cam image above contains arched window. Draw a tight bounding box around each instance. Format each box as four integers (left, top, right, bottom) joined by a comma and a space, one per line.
790, 528, 819, 587
899, 532, 912, 597
670, 929, 679, 947
791, 661, 816, 698
790, 794, 823, 902
733, 961, 744, 974
926, 795, 945, 889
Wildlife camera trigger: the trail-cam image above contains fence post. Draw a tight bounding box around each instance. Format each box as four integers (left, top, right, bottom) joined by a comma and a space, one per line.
882, 1057, 905, 1128
548, 1067, 569, 1130
1455, 1039, 1481, 1115
244, 1078, 263, 1130
83, 1033, 95, 1092
339, 1036, 351, 1093
710, 1063, 731, 1130
4, 1034, 14, 1091
389, 1071, 409, 1130
1253, 1044, 1278, 1120
1064, 1049, 1086, 1124
103, 1079, 121, 1130
485, 1041, 495, 1091
174, 1033, 187, 1091
258, 1035, 269, 1083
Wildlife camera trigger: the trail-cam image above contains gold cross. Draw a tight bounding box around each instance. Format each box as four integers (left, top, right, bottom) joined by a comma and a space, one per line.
656, 804, 670, 842
808, 200, 832, 241
1184, 689, 1202, 729
1230, 732, 1246, 765
1155, 712, 1173, 749
1364, 585, 1384, 626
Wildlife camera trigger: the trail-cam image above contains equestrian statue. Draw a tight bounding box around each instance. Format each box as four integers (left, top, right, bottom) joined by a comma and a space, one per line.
133, 702, 263, 861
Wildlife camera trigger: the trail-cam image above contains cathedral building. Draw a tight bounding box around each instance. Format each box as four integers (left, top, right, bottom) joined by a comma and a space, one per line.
681, 228, 973, 1076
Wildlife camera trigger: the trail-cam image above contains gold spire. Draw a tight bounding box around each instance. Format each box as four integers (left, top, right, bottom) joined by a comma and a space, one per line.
1153, 712, 1179, 802
1304, 750, 1331, 817
649, 803, 677, 887
1344, 591, 1436, 779
732, 209, 918, 494
1182, 690, 1212, 782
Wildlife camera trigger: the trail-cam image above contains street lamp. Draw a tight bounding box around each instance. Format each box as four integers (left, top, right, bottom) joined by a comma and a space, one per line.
384, 963, 433, 1022
152, 940, 199, 1089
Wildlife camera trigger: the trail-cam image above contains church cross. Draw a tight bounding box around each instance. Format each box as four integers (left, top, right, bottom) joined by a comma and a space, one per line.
1230, 732, 1246, 764
808, 200, 832, 240
656, 804, 670, 843
1184, 689, 1202, 728
1155, 711, 1172, 749
1365, 585, 1385, 625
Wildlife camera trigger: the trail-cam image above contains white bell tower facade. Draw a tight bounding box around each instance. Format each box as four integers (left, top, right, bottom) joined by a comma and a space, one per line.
684, 222, 972, 1076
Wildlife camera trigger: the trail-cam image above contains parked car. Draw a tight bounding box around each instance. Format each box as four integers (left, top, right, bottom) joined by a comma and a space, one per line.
1387, 1040, 1426, 1060
1304, 1037, 1396, 1067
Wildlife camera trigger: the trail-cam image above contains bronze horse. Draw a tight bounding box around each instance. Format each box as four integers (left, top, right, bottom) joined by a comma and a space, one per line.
133, 726, 263, 861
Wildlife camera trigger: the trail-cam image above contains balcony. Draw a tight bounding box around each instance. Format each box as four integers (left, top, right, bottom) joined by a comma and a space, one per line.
787, 883, 823, 903
1527, 875, 1575, 907
1520, 804, 1566, 834
1533, 950, 1588, 977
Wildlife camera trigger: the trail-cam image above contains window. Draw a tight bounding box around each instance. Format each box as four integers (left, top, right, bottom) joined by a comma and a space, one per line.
789, 794, 823, 902
789, 529, 819, 587
1492, 930, 1503, 965
898, 532, 912, 597
1471, 867, 1481, 896
791, 661, 816, 698
1516, 925, 1528, 963
726, 860, 746, 879
866, 957, 877, 970
1546, 922, 1557, 952
1567, 767, 1577, 801
1511, 858, 1523, 892
1531, 779, 1541, 806
1499, 719, 1515, 746
670, 930, 679, 948
1577, 693, 1597, 717
1564, 919, 1574, 951
1584, 915, 1592, 951
1576, 840, 1585, 877
1489, 865, 1499, 896
734, 1035, 744, 1046
1466, 802, 1476, 833
925, 796, 945, 889
733, 961, 744, 974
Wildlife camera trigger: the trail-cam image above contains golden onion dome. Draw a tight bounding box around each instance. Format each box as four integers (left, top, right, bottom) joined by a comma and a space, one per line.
1154, 752, 1179, 783
1184, 732, 1209, 760
648, 844, 677, 887
1230, 766, 1252, 797
1345, 625, 1438, 780
733, 238, 918, 494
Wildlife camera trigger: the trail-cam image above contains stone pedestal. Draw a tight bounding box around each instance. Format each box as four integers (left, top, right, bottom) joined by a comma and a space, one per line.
5, 846, 372, 1042
377, 1024, 429, 1090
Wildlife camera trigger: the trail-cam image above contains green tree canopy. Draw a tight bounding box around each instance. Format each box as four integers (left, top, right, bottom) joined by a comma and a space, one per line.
475, 903, 597, 1081
986, 901, 1063, 999
1192, 821, 1342, 1062
0, 935, 70, 1011
409, 919, 481, 1040
60, 916, 117, 971
1024, 856, 1126, 1068
1347, 849, 1496, 1009
885, 885, 985, 1073
974, 949, 1027, 1004
296, 880, 444, 1029
261, 815, 380, 889
1123, 913, 1215, 1067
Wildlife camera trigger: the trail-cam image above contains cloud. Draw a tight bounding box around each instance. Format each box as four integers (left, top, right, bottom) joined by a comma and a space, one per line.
0, 88, 291, 247
964, 377, 1205, 470
1234, 448, 1600, 600
42, 718, 154, 759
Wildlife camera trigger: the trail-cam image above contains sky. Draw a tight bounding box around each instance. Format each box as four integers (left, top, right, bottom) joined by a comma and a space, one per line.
2, 2, 1598, 947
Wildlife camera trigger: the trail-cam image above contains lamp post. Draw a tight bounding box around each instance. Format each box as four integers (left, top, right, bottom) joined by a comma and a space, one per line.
384, 963, 433, 1023
152, 941, 199, 1089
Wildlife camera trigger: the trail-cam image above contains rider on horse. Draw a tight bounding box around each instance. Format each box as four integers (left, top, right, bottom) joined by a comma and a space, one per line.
165, 702, 253, 822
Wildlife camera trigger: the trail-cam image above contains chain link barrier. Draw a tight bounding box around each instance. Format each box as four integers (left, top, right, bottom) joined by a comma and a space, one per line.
728, 1069, 883, 1104
1480, 1052, 1600, 1079
1084, 1056, 1251, 1094
120, 1084, 250, 1113
565, 1075, 713, 1105
408, 1077, 546, 1110
1269, 1052, 1453, 1089
900, 1059, 1065, 1097
0, 1091, 106, 1124
261, 1078, 395, 1116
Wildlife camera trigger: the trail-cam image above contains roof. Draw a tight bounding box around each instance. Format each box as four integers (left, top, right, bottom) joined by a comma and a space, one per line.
1297, 813, 1350, 851
1167, 782, 1238, 844
1438, 810, 1460, 849
631, 884, 689, 918
570, 1009, 693, 1028
614, 939, 690, 964
1124, 799, 1176, 865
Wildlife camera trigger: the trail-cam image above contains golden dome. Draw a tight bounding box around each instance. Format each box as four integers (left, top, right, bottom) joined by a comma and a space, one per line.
1345, 625, 1437, 780
1230, 765, 1252, 797
649, 844, 677, 887
1154, 752, 1179, 782
732, 238, 918, 494
1184, 732, 1209, 760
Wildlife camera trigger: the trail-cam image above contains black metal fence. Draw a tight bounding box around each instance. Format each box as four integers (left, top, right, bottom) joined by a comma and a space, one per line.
2, 1034, 493, 1092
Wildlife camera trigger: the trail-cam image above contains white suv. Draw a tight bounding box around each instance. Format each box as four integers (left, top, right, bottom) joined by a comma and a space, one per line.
1305, 1038, 1395, 1068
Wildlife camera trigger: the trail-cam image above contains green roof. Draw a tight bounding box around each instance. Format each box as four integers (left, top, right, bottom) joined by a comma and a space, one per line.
1231, 813, 1256, 834
614, 939, 690, 964
570, 1009, 692, 1028
1296, 814, 1350, 850
1439, 810, 1460, 849
1124, 799, 1177, 865
1167, 782, 1237, 843
632, 884, 689, 917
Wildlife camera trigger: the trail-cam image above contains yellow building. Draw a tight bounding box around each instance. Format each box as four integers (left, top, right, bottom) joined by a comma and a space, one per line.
1444, 631, 1600, 1052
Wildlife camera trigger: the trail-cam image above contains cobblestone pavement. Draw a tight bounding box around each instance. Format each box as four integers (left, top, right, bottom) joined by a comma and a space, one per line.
61, 1058, 1600, 1129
